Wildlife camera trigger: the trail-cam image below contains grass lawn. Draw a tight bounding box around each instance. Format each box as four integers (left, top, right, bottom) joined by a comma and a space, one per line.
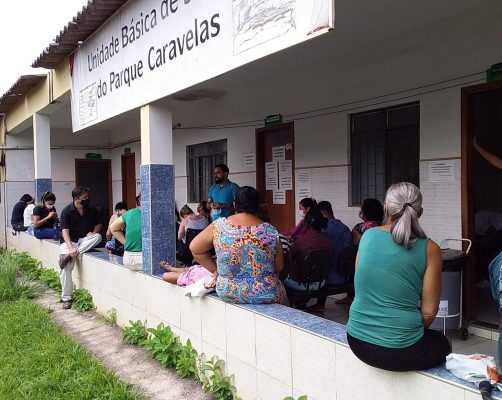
0, 299, 145, 400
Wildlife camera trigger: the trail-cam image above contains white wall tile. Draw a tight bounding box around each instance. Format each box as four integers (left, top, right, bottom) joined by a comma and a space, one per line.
146, 277, 182, 328
291, 329, 336, 400
131, 272, 147, 311
201, 296, 227, 351
335, 344, 393, 400
394, 372, 465, 400
202, 341, 227, 364
226, 305, 256, 366
227, 355, 257, 400
180, 295, 202, 338
256, 371, 292, 400
256, 315, 292, 386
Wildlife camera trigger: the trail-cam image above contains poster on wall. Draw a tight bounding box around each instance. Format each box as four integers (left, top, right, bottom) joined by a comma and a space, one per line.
70, 0, 335, 131
272, 146, 286, 162
279, 160, 293, 190
273, 190, 286, 204
242, 152, 256, 170
265, 161, 278, 190
428, 161, 455, 182
296, 170, 312, 199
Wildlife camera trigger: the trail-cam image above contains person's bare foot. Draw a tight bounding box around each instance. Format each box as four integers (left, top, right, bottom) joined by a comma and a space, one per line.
159, 260, 173, 272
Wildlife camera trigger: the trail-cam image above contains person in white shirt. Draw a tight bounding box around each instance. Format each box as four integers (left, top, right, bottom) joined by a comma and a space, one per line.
23, 202, 35, 234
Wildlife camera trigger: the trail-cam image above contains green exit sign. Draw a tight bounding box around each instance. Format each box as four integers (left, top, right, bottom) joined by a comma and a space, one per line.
264, 114, 283, 127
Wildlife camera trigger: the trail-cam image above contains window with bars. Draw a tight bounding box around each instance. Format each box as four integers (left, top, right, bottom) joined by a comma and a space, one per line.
350, 102, 420, 206
187, 140, 227, 203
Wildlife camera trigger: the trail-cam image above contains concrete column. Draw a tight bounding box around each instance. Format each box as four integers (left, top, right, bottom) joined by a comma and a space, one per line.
33, 113, 52, 201
140, 104, 175, 275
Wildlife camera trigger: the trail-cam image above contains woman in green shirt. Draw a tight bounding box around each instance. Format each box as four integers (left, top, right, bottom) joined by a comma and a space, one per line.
110, 195, 142, 271
346, 182, 450, 371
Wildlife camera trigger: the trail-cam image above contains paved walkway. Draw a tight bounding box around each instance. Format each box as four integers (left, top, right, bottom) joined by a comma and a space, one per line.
35, 287, 212, 400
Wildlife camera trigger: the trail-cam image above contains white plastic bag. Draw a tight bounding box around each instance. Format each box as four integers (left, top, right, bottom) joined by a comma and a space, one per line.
446, 353, 500, 385
183, 275, 215, 297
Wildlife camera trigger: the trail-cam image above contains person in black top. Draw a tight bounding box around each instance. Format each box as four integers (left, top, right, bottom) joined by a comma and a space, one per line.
32, 192, 60, 240
11, 194, 33, 228
58, 186, 102, 309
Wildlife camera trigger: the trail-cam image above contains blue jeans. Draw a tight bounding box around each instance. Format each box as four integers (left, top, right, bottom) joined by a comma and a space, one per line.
33, 227, 59, 240
488, 252, 502, 367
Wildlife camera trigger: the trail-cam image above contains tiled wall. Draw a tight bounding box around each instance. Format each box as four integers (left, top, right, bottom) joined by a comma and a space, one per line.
7, 233, 488, 400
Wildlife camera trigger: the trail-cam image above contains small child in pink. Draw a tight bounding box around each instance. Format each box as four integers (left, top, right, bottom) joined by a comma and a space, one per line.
160, 261, 213, 286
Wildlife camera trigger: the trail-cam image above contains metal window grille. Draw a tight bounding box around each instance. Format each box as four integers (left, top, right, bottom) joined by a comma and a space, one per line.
350, 103, 420, 206
187, 140, 227, 203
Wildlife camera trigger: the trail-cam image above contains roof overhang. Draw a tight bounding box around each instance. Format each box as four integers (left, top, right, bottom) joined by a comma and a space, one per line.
31, 0, 127, 69
0, 75, 46, 114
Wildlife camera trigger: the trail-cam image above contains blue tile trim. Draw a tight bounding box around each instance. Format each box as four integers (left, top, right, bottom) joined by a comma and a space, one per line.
140, 164, 175, 276
34, 178, 52, 202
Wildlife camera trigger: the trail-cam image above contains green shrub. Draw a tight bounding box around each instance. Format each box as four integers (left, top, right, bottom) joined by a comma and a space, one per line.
198, 355, 239, 400
102, 308, 117, 326
72, 288, 94, 312
143, 323, 182, 368
284, 396, 308, 400
176, 339, 198, 379
122, 320, 148, 345
12, 252, 42, 279
0, 253, 37, 302
39, 268, 62, 291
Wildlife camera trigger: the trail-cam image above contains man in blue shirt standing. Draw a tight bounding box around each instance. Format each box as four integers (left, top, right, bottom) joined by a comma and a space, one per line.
207, 164, 239, 221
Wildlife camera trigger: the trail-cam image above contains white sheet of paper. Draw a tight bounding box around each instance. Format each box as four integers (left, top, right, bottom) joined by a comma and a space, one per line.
273, 190, 286, 205
272, 146, 286, 162
242, 152, 256, 171
428, 161, 455, 182
296, 170, 312, 200
265, 161, 278, 191
279, 160, 293, 191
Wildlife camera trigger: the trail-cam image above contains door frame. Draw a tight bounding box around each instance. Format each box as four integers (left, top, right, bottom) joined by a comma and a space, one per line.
121, 153, 136, 209
256, 122, 296, 230
461, 80, 502, 321
75, 158, 113, 216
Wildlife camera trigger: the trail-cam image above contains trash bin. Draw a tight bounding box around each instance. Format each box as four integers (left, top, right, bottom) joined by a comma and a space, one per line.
430, 239, 471, 339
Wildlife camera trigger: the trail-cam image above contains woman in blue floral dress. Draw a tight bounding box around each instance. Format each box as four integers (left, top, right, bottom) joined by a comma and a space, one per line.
190, 186, 286, 304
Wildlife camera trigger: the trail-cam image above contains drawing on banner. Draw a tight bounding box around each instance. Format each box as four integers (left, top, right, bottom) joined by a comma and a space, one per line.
272, 145, 286, 162
265, 161, 278, 190
428, 161, 455, 182
243, 152, 256, 170
273, 190, 286, 204
279, 160, 293, 190
78, 83, 98, 125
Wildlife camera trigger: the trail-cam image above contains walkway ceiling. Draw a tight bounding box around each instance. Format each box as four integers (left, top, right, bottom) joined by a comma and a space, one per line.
0, 75, 46, 114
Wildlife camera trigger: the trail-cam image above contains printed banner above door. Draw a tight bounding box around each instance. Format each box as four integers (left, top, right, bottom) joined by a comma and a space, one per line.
70, 0, 335, 131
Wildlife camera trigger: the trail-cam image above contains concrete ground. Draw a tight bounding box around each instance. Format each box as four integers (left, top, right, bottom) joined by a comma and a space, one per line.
34, 287, 212, 400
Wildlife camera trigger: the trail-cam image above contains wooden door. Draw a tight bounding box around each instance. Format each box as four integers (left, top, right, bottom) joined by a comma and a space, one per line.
121, 153, 137, 209
256, 123, 295, 233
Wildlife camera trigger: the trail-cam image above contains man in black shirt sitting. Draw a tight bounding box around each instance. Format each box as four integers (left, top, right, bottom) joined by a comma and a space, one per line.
59, 186, 102, 309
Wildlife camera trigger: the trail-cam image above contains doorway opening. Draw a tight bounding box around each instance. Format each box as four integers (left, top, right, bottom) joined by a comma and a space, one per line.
75, 158, 112, 241
121, 153, 137, 210
462, 82, 502, 327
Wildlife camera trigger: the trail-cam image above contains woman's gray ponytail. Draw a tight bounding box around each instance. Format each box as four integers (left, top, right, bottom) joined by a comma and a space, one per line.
384, 182, 426, 248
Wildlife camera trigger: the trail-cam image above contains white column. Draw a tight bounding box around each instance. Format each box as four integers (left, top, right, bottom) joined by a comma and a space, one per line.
33, 113, 52, 201
140, 104, 173, 164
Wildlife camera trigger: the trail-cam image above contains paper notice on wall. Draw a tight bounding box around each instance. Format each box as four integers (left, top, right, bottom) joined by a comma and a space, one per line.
273, 190, 286, 205
437, 300, 449, 316
265, 162, 278, 191
428, 161, 455, 182
279, 160, 293, 191
296, 170, 312, 199
272, 146, 286, 162
242, 152, 256, 171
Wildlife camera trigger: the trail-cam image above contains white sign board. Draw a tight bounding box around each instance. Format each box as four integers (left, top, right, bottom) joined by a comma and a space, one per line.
296, 170, 312, 199
70, 0, 334, 131
272, 145, 286, 162
428, 160, 455, 182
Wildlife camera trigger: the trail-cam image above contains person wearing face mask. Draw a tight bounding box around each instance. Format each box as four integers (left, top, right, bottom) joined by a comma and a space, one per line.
58, 186, 103, 310
31, 192, 60, 239
352, 198, 384, 245
282, 197, 317, 241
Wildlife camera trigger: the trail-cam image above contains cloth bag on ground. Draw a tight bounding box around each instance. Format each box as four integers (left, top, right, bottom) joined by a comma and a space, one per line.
446, 353, 501, 389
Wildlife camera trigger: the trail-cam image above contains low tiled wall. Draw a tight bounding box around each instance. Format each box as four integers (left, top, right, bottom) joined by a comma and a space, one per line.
7, 232, 495, 400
